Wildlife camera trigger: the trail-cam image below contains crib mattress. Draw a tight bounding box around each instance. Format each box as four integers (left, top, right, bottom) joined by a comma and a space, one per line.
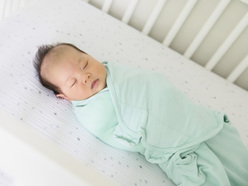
0, 0, 247, 185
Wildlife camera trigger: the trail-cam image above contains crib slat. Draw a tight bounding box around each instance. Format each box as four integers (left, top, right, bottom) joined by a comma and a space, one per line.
227, 54, 248, 82
16, 0, 22, 11
184, 0, 231, 58
205, 12, 248, 70
162, 0, 198, 46
102, 0, 113, 13
142, 0, 167, 35
3, 0, 14, 18
0, 1, 6, 20
122, 0, 139, 24
10, 0, 21, 14
1, 0, 25, 19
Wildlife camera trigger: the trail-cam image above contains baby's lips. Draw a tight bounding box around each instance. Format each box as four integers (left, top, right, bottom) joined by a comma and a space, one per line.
91, 79, 99, 89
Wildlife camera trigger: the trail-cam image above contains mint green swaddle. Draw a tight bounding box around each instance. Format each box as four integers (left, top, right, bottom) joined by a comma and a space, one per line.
72, 62, 248, 186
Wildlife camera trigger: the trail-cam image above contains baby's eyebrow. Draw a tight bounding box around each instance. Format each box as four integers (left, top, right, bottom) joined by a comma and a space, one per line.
78, 56, 86, 65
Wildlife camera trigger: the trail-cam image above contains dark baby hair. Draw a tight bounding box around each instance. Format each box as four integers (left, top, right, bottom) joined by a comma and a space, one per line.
33, 43, 86, 95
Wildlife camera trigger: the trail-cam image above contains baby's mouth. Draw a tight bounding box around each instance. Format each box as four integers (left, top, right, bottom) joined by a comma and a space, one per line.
91, 79, 99, 89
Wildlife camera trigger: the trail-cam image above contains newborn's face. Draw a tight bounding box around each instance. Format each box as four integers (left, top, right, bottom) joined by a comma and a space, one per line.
41, 45, 106, 101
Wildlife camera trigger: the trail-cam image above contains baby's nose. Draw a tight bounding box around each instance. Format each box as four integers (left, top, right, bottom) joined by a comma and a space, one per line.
83, 73, 91, 84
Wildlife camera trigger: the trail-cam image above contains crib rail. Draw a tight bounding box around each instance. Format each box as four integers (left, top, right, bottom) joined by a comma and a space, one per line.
89, 0, 248, 91
1, 0, 247, 91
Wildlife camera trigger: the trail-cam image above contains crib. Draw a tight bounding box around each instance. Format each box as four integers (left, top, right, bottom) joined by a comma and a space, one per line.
0, 0, 247, 185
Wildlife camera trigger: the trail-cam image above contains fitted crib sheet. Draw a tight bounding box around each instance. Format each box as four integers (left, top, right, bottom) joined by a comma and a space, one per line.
0, 0, 247, 185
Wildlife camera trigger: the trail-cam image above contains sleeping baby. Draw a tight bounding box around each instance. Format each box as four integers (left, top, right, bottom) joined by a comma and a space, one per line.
33, 43, 248, 186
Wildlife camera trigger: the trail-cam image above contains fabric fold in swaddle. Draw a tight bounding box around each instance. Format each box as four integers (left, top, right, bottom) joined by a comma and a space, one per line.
104, 61, 224, 150
72, 88, 144, 152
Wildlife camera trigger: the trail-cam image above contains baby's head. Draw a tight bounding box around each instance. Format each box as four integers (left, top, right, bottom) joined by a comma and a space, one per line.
33, 43, 106, 102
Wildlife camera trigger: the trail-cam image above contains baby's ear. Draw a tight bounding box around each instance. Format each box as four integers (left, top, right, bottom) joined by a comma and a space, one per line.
56, 94, 71, 102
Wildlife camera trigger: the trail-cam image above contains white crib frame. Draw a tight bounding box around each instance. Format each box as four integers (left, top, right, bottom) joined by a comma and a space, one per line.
1, 0, 247, 87
100, 0, 248, 84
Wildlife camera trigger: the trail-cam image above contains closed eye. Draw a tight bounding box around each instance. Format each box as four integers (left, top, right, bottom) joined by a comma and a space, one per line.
71, 80, 77, 87
83, 61, 88, 69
